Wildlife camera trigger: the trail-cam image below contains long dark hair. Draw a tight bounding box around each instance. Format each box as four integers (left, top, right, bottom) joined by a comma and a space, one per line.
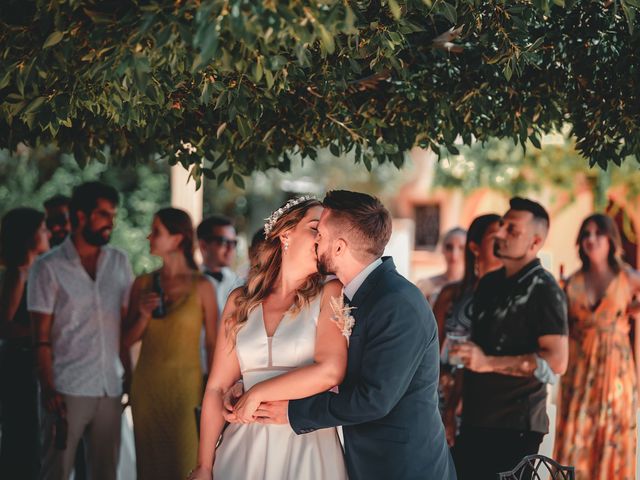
577, 213, 623, 273
155, 208, 198, 270
1, 207, 46, 269
459, 214, 501, 294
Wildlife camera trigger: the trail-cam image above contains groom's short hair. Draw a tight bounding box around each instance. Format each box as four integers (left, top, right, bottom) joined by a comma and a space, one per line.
323, 190, 392, 259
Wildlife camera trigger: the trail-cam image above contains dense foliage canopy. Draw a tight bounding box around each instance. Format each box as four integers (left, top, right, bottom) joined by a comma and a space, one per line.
1, 0, 639, 183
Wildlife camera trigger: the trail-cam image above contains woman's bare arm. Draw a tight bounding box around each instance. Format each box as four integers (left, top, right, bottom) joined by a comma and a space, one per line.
198, 277, 219, 368
232, 280, 348, 421
121, 276, 158, 349
432, 284, 456, 350
194, 289, 243, 473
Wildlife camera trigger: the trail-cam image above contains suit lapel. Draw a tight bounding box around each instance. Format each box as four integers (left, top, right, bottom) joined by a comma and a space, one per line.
350, 256, 396, 309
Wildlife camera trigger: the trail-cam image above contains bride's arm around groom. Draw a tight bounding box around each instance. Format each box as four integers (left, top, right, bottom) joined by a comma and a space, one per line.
189, 280, 348, 478
229, 279, 347, 422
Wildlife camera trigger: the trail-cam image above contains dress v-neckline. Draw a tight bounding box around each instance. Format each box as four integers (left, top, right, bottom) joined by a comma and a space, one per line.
259, 303, 292, 338
582, 271, 617, 312
155, 274, 197, 314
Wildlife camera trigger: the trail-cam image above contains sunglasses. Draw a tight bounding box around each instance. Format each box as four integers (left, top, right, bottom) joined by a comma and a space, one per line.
204, 236, 238, 248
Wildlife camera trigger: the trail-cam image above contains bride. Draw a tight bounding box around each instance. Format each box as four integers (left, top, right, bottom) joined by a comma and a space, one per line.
188, 197, 349, 480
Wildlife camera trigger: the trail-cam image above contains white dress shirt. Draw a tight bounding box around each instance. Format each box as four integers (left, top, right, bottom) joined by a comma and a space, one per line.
202, 266, 243, 316
27, 237, 133, 397
200, 266, 243, 374
343, 258, 383, 301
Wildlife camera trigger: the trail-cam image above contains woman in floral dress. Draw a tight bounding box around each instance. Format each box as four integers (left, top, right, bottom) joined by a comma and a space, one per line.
554, 213, 640, 480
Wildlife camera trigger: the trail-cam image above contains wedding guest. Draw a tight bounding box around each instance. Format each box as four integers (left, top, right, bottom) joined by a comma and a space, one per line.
451, 197, 568, 480
28, 182, 133, 480
0, 208, 50, 479
44, 194, 87, 480
554, 214, 640, 480
44, 195, 71, 247
197, 215, 241, 316
123, 208, 217, 480
417, 227, 466, 304
432, 214, 502, 445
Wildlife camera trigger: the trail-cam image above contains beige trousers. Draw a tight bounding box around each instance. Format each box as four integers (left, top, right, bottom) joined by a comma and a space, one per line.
40, 395, 121, 480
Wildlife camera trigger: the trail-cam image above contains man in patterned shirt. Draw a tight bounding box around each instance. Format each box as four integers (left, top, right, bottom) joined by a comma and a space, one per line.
29, 182, 133, 480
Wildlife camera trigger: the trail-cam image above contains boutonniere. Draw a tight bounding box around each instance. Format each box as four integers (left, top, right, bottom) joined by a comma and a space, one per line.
330, 292, 356, 343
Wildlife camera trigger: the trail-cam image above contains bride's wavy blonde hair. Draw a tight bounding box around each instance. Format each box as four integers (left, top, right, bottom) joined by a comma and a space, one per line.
226, 198, 324, 345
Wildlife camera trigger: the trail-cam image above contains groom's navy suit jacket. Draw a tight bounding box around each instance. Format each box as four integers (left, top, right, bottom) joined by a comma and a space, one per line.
289, 257, 456, 480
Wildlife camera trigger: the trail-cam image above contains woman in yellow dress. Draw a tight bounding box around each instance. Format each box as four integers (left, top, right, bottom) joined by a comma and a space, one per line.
554, 213, 640, 480
123, 208, 218, 480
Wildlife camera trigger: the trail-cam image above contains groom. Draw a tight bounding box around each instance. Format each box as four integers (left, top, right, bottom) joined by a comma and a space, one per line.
235, 190, 455, 479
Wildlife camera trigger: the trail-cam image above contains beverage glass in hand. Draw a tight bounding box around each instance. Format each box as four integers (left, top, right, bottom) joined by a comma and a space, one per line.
151, 272, 166, 318
447, 332, 469, 368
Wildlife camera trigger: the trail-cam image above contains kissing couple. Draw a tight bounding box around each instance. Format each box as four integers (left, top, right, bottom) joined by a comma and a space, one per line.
188, 190, 455, 480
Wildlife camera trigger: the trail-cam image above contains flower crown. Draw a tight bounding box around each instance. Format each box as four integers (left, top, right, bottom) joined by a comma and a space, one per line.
263, 195, 316, 237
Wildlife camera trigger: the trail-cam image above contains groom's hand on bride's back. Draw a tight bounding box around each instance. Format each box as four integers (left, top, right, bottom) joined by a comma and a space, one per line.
255, 400, 289, 425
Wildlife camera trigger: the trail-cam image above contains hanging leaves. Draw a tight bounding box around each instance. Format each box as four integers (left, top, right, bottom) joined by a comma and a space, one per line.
0, 0, 638, 181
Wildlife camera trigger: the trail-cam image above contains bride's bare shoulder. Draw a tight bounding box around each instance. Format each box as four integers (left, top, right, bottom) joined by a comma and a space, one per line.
322, 279, 343, 299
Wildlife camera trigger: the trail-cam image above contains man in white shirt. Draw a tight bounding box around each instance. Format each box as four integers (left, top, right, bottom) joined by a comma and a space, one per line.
28, 182, 133, 480
196, 215, 241, 316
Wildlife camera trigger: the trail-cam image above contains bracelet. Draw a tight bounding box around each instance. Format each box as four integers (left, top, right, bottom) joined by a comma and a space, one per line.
36, 341, 52, 348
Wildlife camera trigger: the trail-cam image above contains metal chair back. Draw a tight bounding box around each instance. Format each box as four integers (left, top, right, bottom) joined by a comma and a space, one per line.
497, 454, 575, 480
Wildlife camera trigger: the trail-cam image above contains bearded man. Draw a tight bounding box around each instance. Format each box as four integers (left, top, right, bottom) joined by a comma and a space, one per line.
29, 181, 133, 480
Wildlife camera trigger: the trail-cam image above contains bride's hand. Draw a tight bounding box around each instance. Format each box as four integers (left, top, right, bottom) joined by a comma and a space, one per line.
187, 466, 212, 480
233, 389, 261, 423
222, 381, 244, 423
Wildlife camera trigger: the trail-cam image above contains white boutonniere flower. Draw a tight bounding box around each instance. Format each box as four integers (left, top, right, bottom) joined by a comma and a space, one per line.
329, 293, 356, 343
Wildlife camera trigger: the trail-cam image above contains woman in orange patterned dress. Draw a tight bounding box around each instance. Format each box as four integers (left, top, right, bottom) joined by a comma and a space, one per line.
554, 214, 640, 480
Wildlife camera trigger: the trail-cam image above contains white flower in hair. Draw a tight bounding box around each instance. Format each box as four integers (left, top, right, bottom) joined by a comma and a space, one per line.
263, 195, 316, 236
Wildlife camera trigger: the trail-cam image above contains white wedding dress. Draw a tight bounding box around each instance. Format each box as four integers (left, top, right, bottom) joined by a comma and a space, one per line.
213, 294, 348, 479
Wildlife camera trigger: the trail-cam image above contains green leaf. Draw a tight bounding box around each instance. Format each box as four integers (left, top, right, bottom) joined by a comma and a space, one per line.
529, 135, 542, 149
317, 25, 335, 55
503, 62, 513, 81
620, 1, 636, 35
200, 81, 214, 105
388, 0, 402, 19
0, 69, 12, 90
198, 28, 219, 68
252, 58, 264, 83
22, 96, 45, 115
43, 31, 65, 49
236, 117, 251, 139
440, 3, 457, 24
5, 93, 22, 103
216, 122, 227, 139
232, 174, 245, 188
264, 69, 274, 90
528, 36, 545, 52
